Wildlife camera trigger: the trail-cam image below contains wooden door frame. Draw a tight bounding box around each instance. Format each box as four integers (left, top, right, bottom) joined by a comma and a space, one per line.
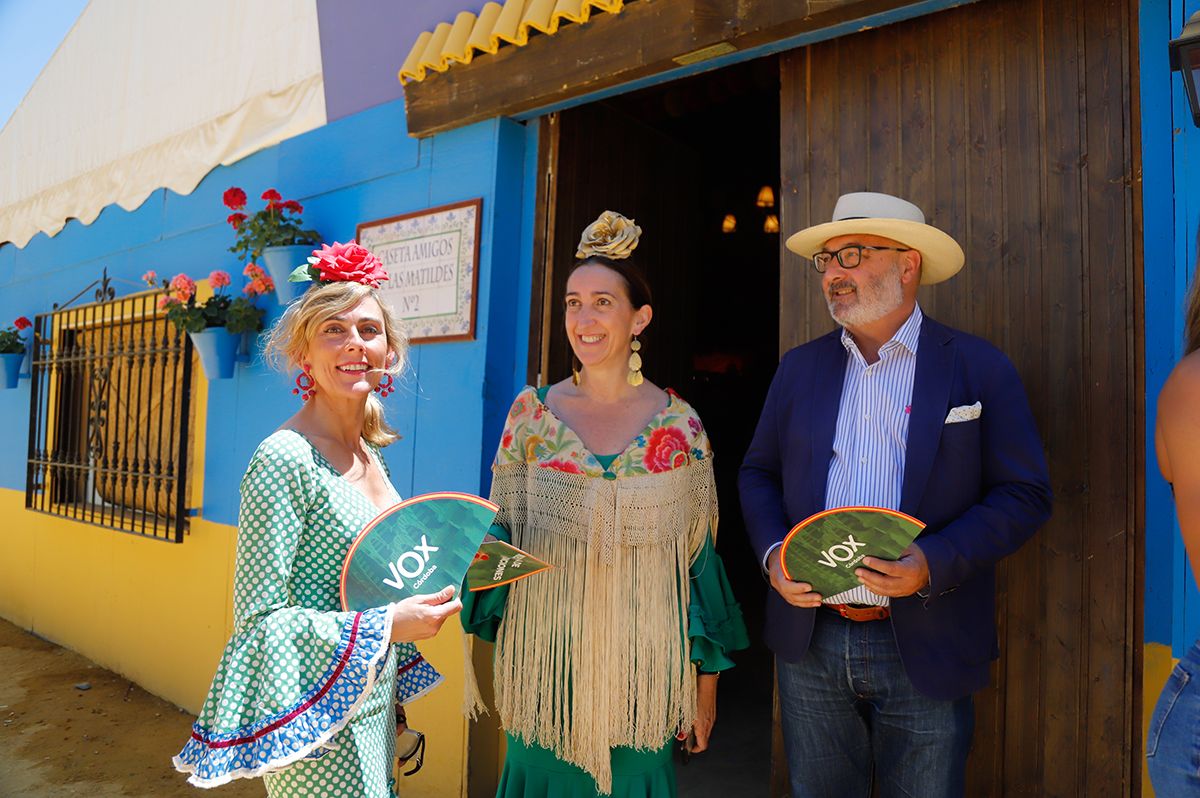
527, 113, 560, 388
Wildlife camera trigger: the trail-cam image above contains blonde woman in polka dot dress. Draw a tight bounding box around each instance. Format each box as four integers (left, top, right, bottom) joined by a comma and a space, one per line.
174, 244, 461, 796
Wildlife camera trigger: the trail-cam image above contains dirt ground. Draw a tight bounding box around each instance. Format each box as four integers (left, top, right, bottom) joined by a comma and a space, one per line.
0, 617, 260, 798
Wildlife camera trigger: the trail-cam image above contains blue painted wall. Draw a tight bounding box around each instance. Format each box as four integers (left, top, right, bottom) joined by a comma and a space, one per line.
0, 97, 531, 527
1143, 0, 1200, 656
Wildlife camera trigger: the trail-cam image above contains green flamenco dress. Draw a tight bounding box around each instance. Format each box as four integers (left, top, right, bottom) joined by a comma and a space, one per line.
464, 386, 750, 797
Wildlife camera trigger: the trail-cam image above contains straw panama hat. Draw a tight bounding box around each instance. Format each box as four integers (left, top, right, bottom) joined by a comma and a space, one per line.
785, 192, 965, 285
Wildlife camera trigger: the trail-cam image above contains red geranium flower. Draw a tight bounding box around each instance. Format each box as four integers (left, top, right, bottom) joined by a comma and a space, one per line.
227, 212, 247, 229
13, 316, 32, 330
308, 241, 388, 288
281, 200, 303, 214
223, 187, 247, 210
643, 426, 689, 473
261, 188, 282, 202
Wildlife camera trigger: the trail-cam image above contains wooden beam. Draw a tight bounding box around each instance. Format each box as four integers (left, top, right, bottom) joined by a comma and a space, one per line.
402, 0, 934, 137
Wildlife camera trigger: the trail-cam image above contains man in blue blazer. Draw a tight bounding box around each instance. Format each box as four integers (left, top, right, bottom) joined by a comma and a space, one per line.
739, 192, 1052, 797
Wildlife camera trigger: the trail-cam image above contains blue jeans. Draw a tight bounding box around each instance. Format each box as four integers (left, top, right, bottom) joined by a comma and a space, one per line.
1147, 639, 1200, 794
776, 610, 973, 798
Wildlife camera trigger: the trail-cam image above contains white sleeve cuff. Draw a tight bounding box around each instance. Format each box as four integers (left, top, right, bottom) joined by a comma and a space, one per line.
762, 541, 783, 572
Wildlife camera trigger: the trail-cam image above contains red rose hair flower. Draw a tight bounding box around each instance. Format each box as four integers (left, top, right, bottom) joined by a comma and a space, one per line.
223, 187, 247, 210
13, 317, 32, 331
306, 241, 388, 288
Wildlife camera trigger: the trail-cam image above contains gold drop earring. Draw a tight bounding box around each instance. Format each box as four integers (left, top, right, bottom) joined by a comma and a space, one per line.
627, 336, 643, 386
571, 356, 582, 386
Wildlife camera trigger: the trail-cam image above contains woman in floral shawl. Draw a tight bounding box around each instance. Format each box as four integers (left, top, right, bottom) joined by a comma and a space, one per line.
463, 212, 749, 797
174, 244, 461, 796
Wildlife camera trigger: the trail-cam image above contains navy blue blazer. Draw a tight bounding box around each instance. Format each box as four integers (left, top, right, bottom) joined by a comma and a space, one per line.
738, 315, 1052, 700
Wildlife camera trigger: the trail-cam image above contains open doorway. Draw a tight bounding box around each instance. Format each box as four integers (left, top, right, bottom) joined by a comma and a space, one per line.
532, 56, 781, 794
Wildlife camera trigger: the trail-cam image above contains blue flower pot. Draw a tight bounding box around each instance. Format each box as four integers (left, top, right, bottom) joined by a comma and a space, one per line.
262, 244, 315, 305
1, 352, 22, 389
189, 327, 240, 380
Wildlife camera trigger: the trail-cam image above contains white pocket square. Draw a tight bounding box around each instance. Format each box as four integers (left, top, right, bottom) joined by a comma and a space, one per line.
944, 401, 982, 424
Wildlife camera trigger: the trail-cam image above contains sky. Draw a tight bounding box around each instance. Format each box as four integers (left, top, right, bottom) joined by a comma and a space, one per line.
0, 0, 89, 131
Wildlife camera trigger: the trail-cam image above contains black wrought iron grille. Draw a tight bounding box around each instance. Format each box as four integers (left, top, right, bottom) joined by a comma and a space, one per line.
25, 292, 194, 542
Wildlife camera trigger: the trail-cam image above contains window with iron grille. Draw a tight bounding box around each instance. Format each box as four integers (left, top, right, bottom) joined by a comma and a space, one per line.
25, 288, 195, 542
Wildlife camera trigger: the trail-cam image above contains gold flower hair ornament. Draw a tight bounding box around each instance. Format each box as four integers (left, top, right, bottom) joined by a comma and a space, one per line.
575, 211, 642, 260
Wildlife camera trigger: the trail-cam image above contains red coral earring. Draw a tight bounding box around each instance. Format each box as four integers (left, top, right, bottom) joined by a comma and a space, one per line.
375, 373, 394, 397
293, 368, 316, 401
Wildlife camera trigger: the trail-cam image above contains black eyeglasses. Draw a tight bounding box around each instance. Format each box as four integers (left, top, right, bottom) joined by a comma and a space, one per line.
812, 244, 911, 273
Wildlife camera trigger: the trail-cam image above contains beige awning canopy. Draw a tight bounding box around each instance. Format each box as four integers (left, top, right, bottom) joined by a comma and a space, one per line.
0, 0, 326, 249
399, 0, 625, 83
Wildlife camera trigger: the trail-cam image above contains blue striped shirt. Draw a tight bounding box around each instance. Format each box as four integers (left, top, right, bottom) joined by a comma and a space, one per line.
823, 305, 923, 606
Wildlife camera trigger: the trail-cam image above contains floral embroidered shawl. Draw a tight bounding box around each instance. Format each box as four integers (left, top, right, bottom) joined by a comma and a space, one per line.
487, 386, 717, 793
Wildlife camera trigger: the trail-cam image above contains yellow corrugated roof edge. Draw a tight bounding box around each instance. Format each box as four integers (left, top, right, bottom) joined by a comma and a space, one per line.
399, 0, 625, 84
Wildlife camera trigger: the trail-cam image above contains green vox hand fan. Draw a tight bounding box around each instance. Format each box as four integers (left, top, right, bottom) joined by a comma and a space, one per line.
340, 492, 499, 611
780, 506, 925, 598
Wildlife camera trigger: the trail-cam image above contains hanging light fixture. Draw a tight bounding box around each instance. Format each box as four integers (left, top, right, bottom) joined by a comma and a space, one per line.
721, 214, 737, 233
1171, 12, 1200, 127
763, 214, 780, 234
756, 186, 775, 208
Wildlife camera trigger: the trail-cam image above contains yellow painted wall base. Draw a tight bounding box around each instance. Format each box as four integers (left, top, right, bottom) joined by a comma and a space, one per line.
1143, 642, 1177, 798
0, 487, 475, 797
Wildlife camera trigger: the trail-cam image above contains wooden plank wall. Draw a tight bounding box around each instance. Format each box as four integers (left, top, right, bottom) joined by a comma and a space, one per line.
779, 0, 1140, 794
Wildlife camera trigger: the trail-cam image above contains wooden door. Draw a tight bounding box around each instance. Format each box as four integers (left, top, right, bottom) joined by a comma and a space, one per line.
535, 101, 704, 391
778, 0, 1141, 794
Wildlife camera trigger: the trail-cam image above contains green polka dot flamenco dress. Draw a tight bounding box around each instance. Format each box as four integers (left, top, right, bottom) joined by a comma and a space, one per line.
173, 431, 442, 797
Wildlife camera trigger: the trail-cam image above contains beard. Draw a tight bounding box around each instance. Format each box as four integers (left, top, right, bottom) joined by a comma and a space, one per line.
825, 262, 905, 328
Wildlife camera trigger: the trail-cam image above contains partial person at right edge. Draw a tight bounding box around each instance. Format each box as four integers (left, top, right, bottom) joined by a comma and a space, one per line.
1148, 273, 1200, 795
738, 192, 1053, 798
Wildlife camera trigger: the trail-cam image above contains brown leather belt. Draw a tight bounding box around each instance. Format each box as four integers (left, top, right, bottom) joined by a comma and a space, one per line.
823, 603, 891, 622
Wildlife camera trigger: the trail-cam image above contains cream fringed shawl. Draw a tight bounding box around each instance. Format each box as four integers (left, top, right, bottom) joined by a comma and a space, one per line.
486, 387, 717, 794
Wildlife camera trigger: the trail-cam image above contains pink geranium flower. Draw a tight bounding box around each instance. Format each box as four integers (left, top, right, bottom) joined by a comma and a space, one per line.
168, 273, 196, 302
141, 270, 158, 286
208, 270, 232, 289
